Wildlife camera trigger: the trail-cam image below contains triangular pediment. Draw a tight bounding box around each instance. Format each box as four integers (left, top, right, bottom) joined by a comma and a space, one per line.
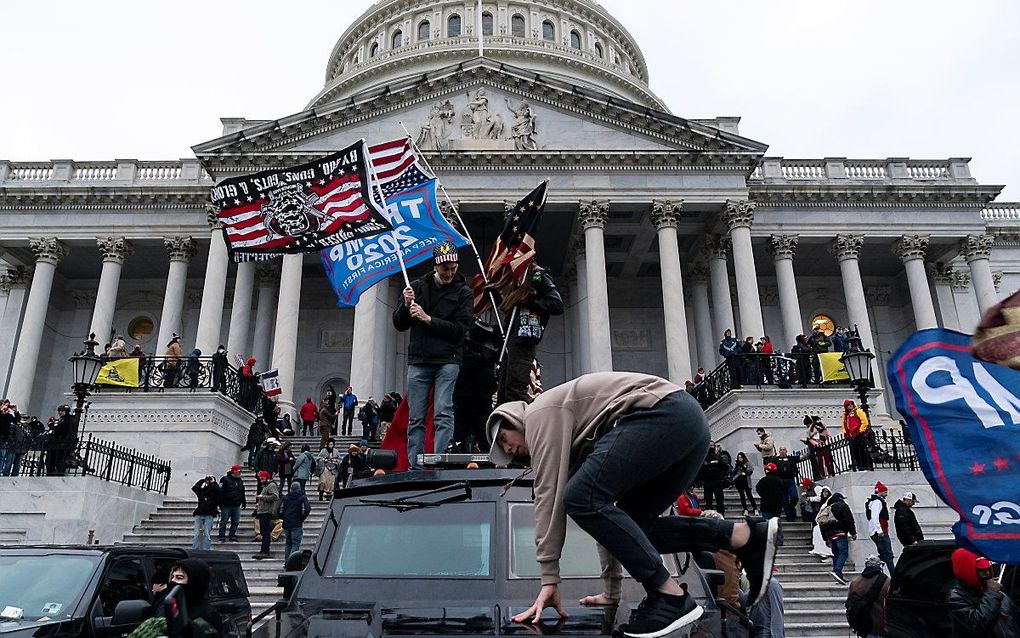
193, 58, 767, 171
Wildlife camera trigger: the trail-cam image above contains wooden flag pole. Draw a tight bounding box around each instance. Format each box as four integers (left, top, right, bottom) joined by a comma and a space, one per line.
364, 139, 411, 288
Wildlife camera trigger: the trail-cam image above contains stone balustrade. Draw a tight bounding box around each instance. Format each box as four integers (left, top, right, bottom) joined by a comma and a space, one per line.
982, 203, 1020, 221
750, 156, 973, 184
0, 159, 211, 186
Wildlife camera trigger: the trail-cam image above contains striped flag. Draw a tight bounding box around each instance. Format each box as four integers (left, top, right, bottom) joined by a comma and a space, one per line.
367, 137, 432, 203
470, 181, 547, 314
260, 368, 282, 397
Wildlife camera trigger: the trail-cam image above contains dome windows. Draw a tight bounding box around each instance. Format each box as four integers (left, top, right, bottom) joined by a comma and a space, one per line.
448, 14, 462, 38
370, 41, 379, 57
570, 30, 581, 49
511, 14, 525, 37
391, 29, 403, 49
594, 42, 604, 58
542, 20, 555, 42
482, 12, 493, 36
418, 20, 431, 41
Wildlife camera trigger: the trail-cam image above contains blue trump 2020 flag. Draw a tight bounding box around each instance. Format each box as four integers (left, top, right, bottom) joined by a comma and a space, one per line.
320, 178, 467, 307
888, 328, 1020, 563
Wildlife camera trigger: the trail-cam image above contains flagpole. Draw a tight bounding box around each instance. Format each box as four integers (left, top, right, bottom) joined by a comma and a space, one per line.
364, 140, 411, 289
398, 124, 505, 334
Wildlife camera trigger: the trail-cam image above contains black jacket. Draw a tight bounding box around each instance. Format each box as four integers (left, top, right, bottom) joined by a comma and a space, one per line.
755, 474, 786, 514
212, 350, 228, 374
700, 451, 731, 487
773, 453, 799, 480
393, 271, 473, 365
893, 500, 924, 546
191, 479, 221, 516
819, 494, 857, 539
0, 408, 20, 442
280, 484, 312, 530
948, 584, 1020, 638
219, 474, 247, 508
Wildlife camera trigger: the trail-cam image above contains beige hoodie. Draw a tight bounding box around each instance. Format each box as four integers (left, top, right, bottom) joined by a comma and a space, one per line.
487, 371, 681, 595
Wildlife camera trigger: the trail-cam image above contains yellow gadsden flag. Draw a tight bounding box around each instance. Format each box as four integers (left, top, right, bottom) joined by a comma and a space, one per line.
95, 357, 140, 387
818, 352, 850, 382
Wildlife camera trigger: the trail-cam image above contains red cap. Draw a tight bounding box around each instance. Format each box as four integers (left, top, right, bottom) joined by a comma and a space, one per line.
801, 477, 813, 488
875, 481, 888, 493
257, 471, 271, 480
765, 462, 778, 473
975, 556, 993, 570
230, 465, 241, 473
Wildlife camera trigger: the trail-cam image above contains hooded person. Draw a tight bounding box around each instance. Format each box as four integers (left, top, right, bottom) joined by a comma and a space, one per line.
186, 348, 202, 389
754, 462, 786, 520
846, 555, 890, 637
817, 491, 857, 585
163, 334, 182, 388
280, 481, 312, 565
948, 548, 1020, 637
211, 345, 228, 394
167, 558, 224, 637
841, 399, 872, 471
486, 371, 780, 638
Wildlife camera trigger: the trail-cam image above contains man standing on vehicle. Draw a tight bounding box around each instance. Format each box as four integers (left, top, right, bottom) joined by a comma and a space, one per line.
488, 371, 781, 637
394, 242, 473, 469
893, 491, 924, 547
947, 548, 1020, 637
218, 465, 246, 543
866, 482, 895, 574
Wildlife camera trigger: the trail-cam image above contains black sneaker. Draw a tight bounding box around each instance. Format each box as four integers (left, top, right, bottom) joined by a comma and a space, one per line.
736, 517, 781, 607
619, 591, 703, 638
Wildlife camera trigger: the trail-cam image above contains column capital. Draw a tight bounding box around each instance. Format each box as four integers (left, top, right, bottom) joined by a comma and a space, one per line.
767, 234, 799, 260
993, 270, 1004, 291
704, 234, 731, 260
29, 237, 68, 265
689, 260, 710, 283
960, 234, 993, 262
578, 200, 609, 230
723, 199, 756, 230
893, 234, 930, 263
650, 199, 684, 230
164, 236, 197, 263
96, 236, 134, 264
830, 234, 864, 262
930, 262, 956, 284
255, 262, 281, 285
0, 266, 31, 291
952, 270, 971, 292
206, 203, 223, 230
0, 272, 12, 295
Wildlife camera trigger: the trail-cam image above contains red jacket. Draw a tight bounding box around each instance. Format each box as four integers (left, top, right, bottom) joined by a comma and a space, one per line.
676, 492, 702, 516
299, 402, 318, 422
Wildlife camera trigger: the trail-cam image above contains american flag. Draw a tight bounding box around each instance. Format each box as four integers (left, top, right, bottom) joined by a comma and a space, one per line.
528, 359, 544, 399
470, 181, 548, 315
212, 140, 392, 261
368, 137, 433, 202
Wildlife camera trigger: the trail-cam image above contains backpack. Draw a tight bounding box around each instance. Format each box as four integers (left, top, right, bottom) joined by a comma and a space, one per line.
815, 502, 837, 527
845, 573, 887, 636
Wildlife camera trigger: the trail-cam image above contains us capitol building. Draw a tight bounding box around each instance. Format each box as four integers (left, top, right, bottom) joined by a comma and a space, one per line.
0, 0, 1016, 475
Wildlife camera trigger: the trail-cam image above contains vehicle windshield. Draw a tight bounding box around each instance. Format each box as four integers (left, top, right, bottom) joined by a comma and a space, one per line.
330, 503, 493, 577
0, 554, 100, 621
508, 503, 604, 578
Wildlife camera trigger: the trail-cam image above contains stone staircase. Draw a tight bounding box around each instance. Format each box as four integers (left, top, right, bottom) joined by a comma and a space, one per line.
118, 434, 363, 616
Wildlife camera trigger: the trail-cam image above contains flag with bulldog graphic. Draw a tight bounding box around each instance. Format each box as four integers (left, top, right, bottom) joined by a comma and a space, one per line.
211, 140, 393, 261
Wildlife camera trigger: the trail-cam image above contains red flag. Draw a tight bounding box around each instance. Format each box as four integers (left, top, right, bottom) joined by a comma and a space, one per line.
380, 393, 436, 472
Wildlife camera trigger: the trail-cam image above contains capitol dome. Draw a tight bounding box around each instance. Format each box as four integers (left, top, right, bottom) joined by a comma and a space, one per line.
306, 0, 666, 110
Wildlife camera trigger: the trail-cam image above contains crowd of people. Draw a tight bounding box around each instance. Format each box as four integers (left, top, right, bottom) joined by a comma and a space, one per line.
0, 399, 80, 477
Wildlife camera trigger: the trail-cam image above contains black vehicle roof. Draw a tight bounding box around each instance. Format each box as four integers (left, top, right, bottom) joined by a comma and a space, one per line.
0, 545, 242, 564
343, 467, 533, 498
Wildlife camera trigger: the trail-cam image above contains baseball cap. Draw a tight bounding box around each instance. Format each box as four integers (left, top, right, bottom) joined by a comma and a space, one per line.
765, 462, 778, 473
902, 491, 918, 502
229, 464, 241, 473
975, 556, 993, 570
257, 471, 271, 480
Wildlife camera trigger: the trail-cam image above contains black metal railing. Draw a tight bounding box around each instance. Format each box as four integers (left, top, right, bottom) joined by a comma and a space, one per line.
6, 433, 172, 494
91, 355, 267, 415
794, 430, 918, 481
693, 353, 853, 410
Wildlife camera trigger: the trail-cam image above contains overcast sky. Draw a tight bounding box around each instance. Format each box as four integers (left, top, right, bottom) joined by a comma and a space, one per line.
1, 0, 1016, 199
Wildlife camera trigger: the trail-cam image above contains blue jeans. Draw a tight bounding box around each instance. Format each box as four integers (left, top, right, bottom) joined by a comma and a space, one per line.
406, 363, 460, 469
562, 391, 735, 593
0, 445, 8, 475
831, 535, 849, 576
872, 532, 896, 574
192, 515, 215, 550
284, 527, 304, 563
782, 479, 799, 521
219, 506, 241, 540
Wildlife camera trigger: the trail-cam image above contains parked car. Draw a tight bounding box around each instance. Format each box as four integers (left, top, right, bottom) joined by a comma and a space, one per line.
885, 539, 1019, 638
266, 468, 752, 638
0, 545, 251, 638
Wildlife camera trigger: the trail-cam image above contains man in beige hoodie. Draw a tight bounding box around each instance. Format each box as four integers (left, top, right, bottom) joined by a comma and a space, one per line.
488, 371, 780, 638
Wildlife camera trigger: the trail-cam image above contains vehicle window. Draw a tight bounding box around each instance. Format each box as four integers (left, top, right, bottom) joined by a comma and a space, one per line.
207, 562, 249, 600
0, 554, 100, 621
508, 503, 602, 578
98, 558, 148, 616
330, 504, 493, 577
151, 557, 176, 592
893, 554, 956, 601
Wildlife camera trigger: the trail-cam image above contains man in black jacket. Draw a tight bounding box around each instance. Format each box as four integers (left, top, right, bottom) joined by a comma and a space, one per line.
191, 474, 221, 551
46, 404, 76, 476
773, 446, 801, 522
818, 492, 857, 584
755, 462, 786, 520
893, 491, 924, 547
0, 400, 21, 476
218, 464, 246, 543
393, 242, 473, 469
496, 263, 563, 404
699, 441, 730, 516
948, 547, 1020, 637
211, 344, 228, 394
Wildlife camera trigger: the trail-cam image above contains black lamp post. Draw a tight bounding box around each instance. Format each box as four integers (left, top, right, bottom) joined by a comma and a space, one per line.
839, 326, 876, 420
68, 333, 104, 437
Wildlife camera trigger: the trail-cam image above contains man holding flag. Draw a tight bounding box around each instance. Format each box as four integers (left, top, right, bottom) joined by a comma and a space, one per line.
393, 242, 473, 469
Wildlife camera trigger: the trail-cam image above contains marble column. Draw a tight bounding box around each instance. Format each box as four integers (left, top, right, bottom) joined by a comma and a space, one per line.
651, 200, 691, 383
930, 263, 961, 331
572, 245, 591, 374
0, 268, 30, 394
893, 235, 938, 330
960, 234, 997, 314
271, 254, 303, 414
89, 237, 134, 344
831, 234, 876, 351
724, 200, 764, 339
768, 234, 804, 347
7, 238, 67, 409
251, 263, 279, 371
195, 213, 230, 355
351, 282, 386, 401
689, 261, 715, 370
705, 234, 736, 339
579, 201, 613, 372
384, 279, 399, 393
156, 237, 196, 354
226, 261, 255, 356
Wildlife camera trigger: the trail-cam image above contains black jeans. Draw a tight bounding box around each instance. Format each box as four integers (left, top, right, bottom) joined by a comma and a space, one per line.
258, 514, 273, 555
703, 484, 725, 516
734, 476, 756, 512
563, 391, 735, 593
342, 409, 354, 435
